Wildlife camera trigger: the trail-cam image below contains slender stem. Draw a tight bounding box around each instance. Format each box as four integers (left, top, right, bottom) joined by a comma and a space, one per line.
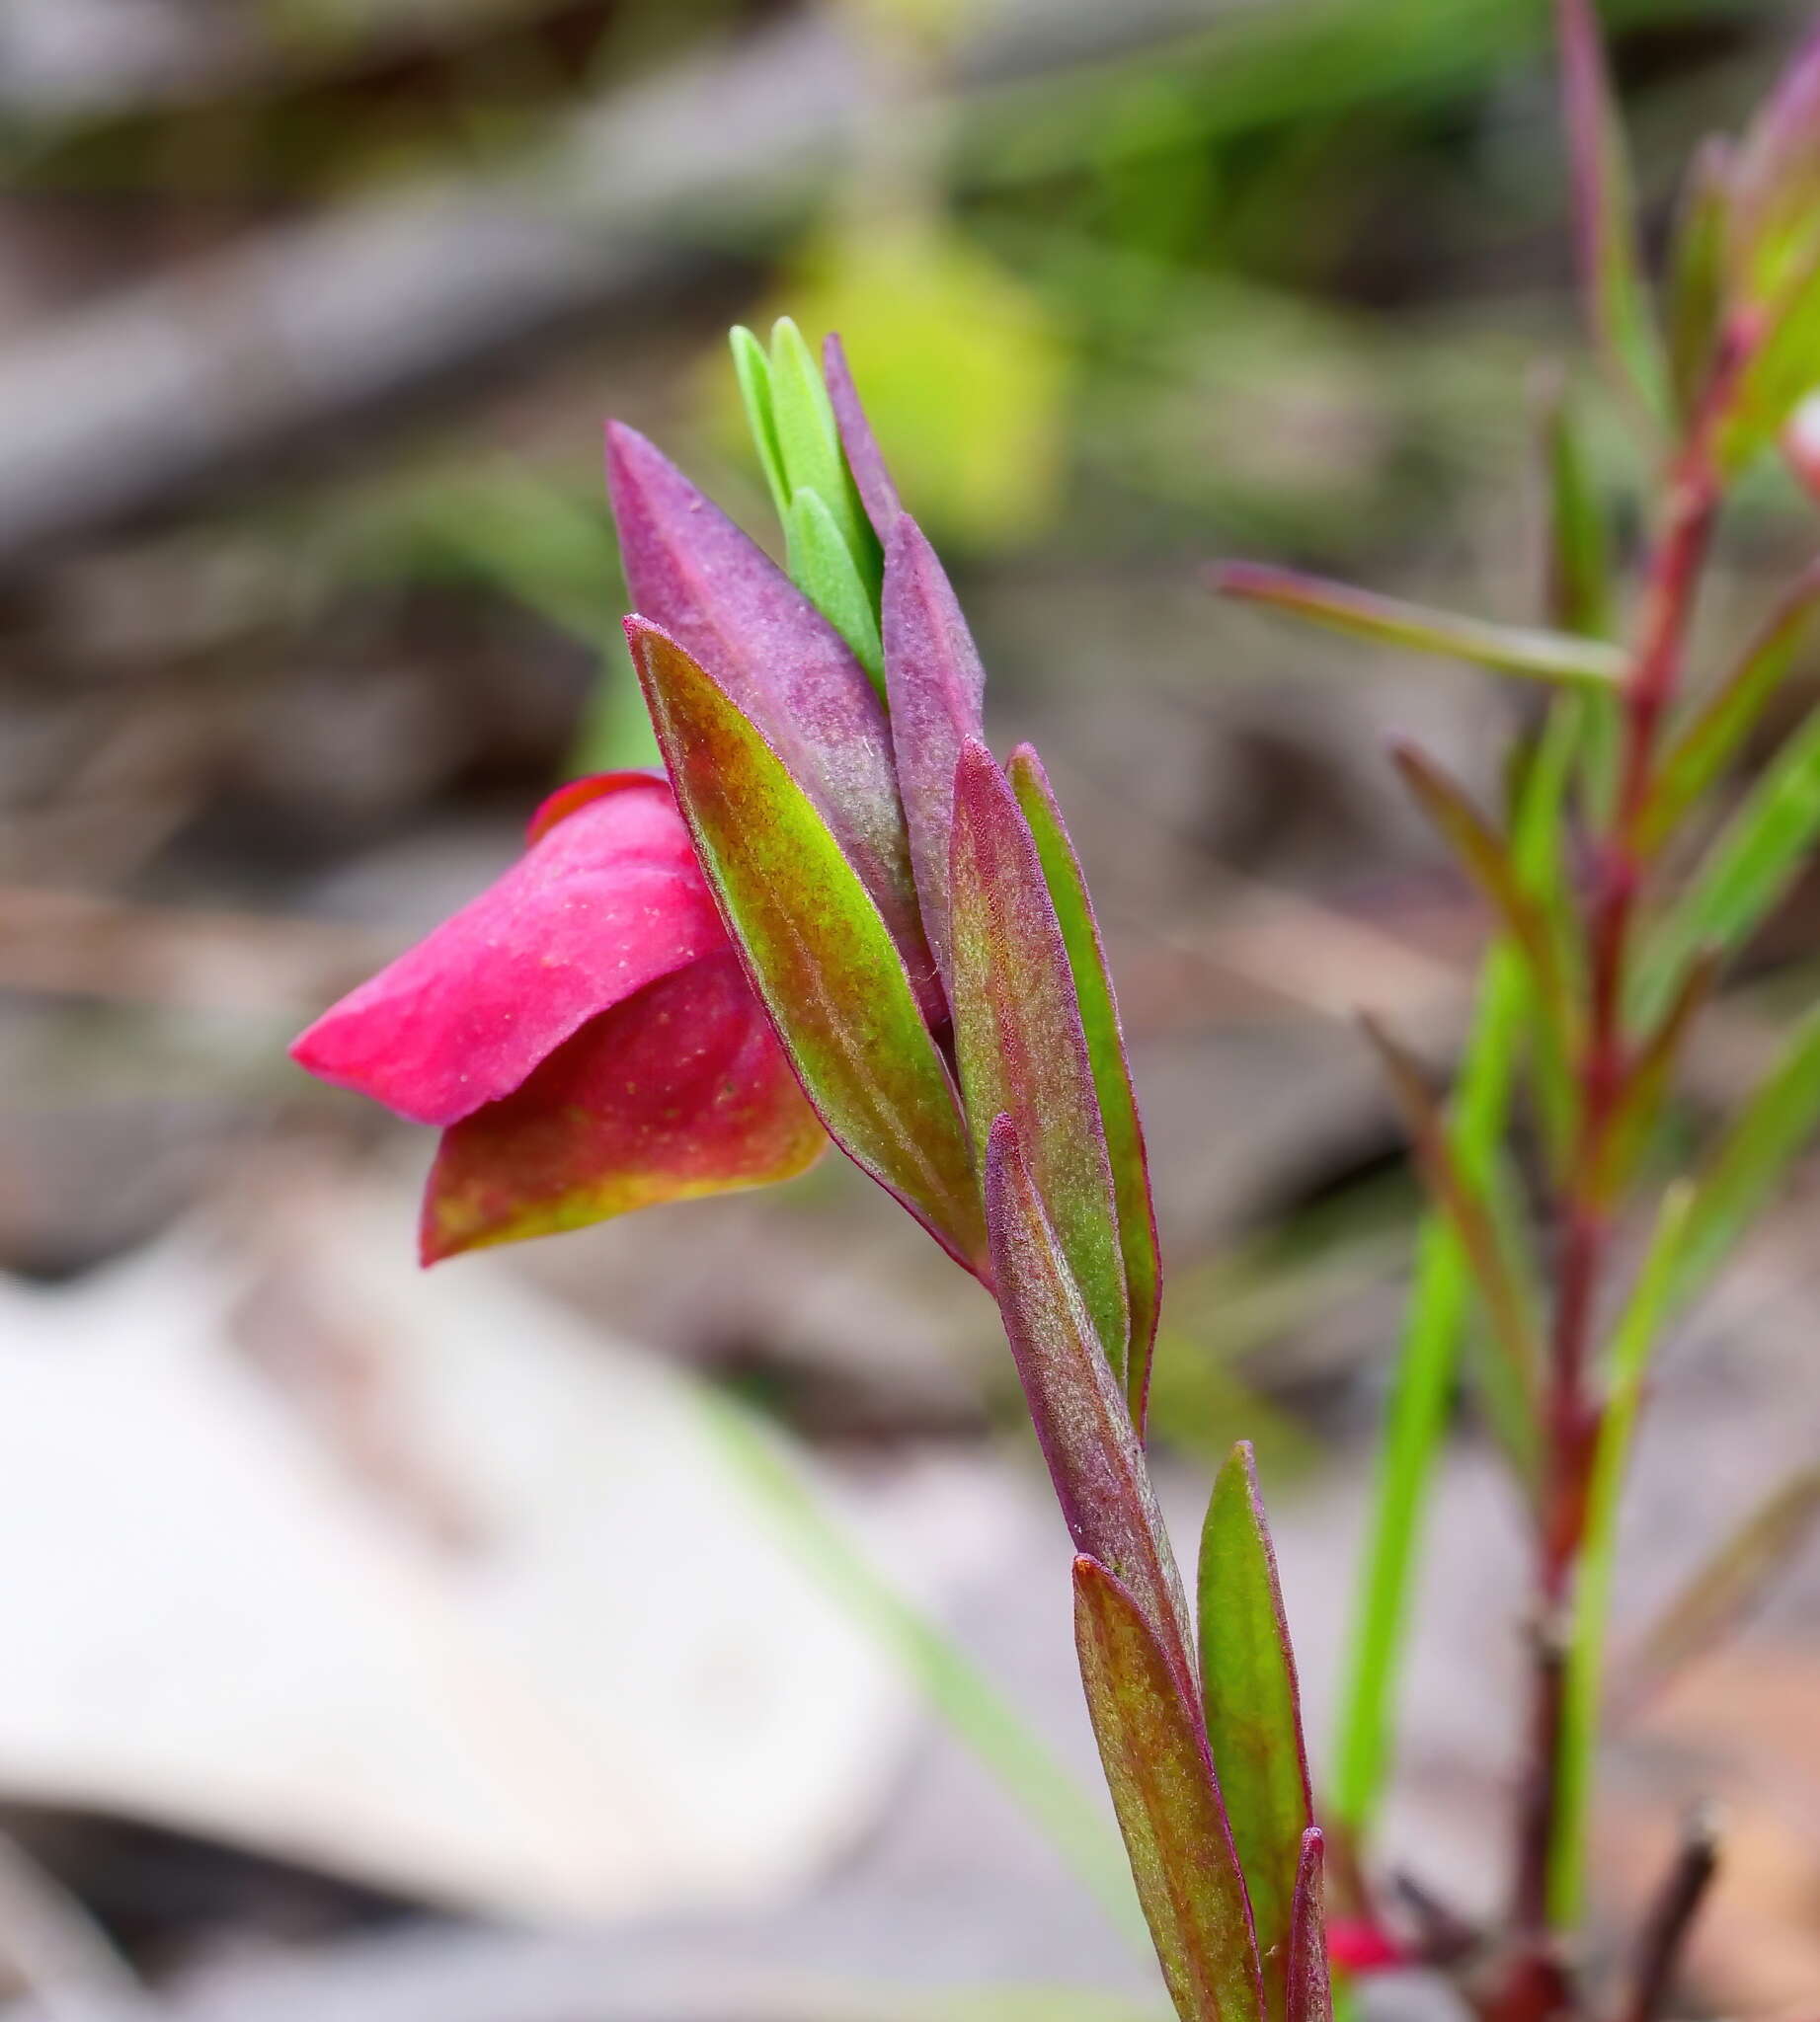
1622, 1807, 1720, 2022
1503, 332, 1748, 2005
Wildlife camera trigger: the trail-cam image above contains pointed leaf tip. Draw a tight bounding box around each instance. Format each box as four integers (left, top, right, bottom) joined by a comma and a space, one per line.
1198, 1442, 1313, 2021
629, 617, 986, 1274
824, 331, 903, 541
954, 744, 1129, 1380
1072, 1554, 1264, 2022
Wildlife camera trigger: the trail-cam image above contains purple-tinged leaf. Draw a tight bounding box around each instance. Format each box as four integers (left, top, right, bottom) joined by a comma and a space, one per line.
1360, 1014, 1543, 1483
604, 422, 938, 1018
1008, 745, 1161, 1428
1286, 1831, 1333, 2022
1556, 0, 1668, 418
824, 332, 902, 542
1726, 21, 1820, 309
1073, 1554, 1264, 2022
1639, 558, 1820, 851
1665, 138, 1736, 427
987, 1118, 1189, 1689
1390, 742, 1578, 1066
1613, 1462, 1820, 1719
1212, 563, 1626, 687
1197, 1443, 1313, 2021
955, 747, 1129, 1380
630, 618, 987, 1274
884, 516, 987, 995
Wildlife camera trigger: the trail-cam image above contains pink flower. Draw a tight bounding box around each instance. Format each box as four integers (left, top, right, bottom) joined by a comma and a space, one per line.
291, 771, 824, 1262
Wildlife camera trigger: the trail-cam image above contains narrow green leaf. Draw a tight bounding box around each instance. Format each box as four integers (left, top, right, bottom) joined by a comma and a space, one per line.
1670, 995, 1820, 1307
1555, 0, 1669, 420
786, 486, 887, 694
1197, 1443, 1313, 2021
1591, 948, 1720, 1205
1009, 745, 1162, 1427
1638, 560, 1820, 854
630, 618, 987, 1273
701, 1387, 1144, 1947
1359, 1015, 1543, 1484
1639, 701, 1820, 1025
767, 316, 881, 597
1390, 742, 1578, 1074
1613, 1461, 1820, 1717
1664, 138, 1735, 428
1550, 1185, 1693, 1929
1213, 563, 1627, 687
730, 324, 789, 525
1285, 1831, 1332, 2022
1718, 245, 1820, 477
1073, 1554, 1265, 2022
955, 745, 1131, 1382
986, 1118, 1188, 1685
1332, 702, 1581, 1837
1542, 381, 1617, 644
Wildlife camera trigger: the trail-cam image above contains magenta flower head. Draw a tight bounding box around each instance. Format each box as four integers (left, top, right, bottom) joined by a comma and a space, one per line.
290, 769, 823, 1262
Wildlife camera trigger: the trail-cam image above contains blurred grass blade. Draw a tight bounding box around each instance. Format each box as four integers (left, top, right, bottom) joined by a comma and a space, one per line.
1073, 1555, 1265, 2022
1549, 1185, 1693, 1929
1196, 1443, 1313, 2021
1555, 0, 1668, 421
1541, 387, 1621, 824
1669, 996, 1820, 1307
1637, 561, 1820, 853
1639, 702, 1820, 1024
1332, 702, 1580, 1839
1592, 949, 1720, 1205
1612, 1462, 1820, 1718
1360, 1015, 1543, 1482
1664, 138, 1735, 428
785, 486, 887, 693
955, 747, 1131, 1381
885, 515, 989, 996
1390, 742, 1578, 1070
1286, 1831, 1332, 2022
631, 619, 987, 1274
701, 1387, 1145, 1948
1213, 563, 1626, 687
1009, 745, 1162, 1427
987, 1119, 1190, 1688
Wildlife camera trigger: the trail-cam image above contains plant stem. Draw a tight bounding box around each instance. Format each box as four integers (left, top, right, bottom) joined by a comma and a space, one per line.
1502, 334, 1747, 2013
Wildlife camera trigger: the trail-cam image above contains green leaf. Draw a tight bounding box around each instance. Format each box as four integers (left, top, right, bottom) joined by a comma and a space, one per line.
766, 316, 881, 596
985, 1118, 1188, 1684
1542, 381, 1617, 644
954, 745, 1131, 1383
1549, 1185, 1692, 1929
785, 486, 887, 694
1555, 0, 1669, 421
1664, 137, 1735, 428
1638, 702, 1820, 1026
1073, 1554, 1265, 2022
1197, 1443, 1312, 2021
630, 618, 987, 1274
1670, 995, 1820, 1307
1638, 560, 1820, 854
701, 1386, 1144, 1947
730, 324, 790, 525
1612, 1461, 1820, 1718
1009, 745, 1162, 1426
1330, 701, 1580, 1838
1359, 1015, 1543, 1485
1212, 564, 1627, 687
1591, 949, 1720, 1205
1718, 246, 1820, 476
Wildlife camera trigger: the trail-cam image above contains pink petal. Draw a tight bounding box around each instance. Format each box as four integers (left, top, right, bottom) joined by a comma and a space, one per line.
291, 777, 724, 1127
421, 951, 826, 1261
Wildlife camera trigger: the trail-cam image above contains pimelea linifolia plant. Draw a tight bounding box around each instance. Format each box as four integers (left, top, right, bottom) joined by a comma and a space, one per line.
292, 6, 1820, 2017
